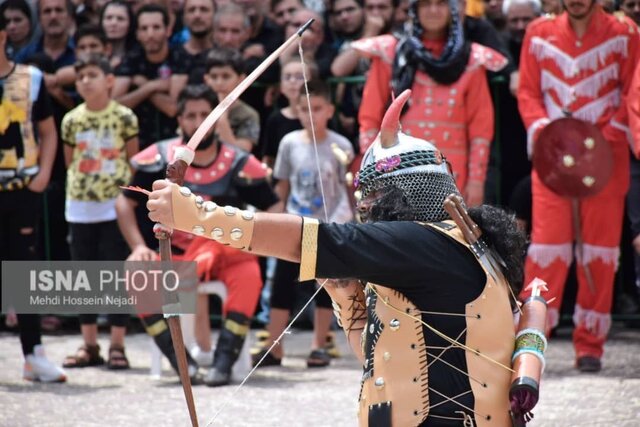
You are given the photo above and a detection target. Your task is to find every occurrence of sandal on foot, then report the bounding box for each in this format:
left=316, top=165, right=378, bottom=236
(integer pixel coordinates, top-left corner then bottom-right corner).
left=306, top=349, right=331, bottom=368
left=324, top=332, right=341, bottom=359
left=251, top=349, right=282, bottom=368
left=63, top=344, right=104, bottom=368
left=107, top=345, right=130, bottom=370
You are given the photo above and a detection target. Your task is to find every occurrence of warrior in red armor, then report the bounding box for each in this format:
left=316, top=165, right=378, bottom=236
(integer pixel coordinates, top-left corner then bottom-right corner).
left=517, top=0, right=639, bottom=371
left=117, top=85, right=281, bottom=386
left=356, top=0, right=507, bottom=206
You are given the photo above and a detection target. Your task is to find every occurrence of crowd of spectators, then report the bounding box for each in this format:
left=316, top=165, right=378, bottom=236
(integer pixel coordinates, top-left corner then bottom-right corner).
left=2, top=0, right=640, bottom=382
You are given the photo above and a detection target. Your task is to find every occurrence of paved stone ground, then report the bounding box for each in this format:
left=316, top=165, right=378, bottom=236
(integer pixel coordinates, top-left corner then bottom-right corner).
left=0, top=324, right=639, bottom=427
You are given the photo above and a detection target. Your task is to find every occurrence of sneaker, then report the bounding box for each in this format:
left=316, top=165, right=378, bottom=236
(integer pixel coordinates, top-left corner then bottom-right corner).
left=23, top=345, right=67, bottom=383
left=204, top=367, right=232, bottom=387
left=190, top=345, right=214, bottom=367
left=576, top=356, right=601, bottom=373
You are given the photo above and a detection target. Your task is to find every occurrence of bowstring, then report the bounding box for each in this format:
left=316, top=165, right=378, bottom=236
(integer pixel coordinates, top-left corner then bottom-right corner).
left=299, top=41, right=330, bottom=224
left=206, top=39, right=331, bottom=426
left=205, top=282, right=329, bottom=426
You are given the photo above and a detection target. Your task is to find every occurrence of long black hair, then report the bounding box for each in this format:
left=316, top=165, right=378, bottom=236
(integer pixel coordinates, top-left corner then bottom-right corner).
left=359, top=185, right=527, bottom=297
left=99, top=0, right=137, bottom=50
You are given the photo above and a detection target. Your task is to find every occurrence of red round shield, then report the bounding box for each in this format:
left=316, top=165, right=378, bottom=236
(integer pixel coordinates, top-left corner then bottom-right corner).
left=533, top=118, right=613, bottom=198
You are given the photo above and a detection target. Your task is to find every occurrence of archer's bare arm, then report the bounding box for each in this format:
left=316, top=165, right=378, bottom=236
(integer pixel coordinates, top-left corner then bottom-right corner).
left=146, top=180, right=368, bottom=364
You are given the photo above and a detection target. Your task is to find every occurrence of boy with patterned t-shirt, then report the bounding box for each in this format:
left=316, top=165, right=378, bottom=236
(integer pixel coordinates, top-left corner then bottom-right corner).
left=254, top=81, right=354, bottom=369
left=60, top=54, right=139, bottom=370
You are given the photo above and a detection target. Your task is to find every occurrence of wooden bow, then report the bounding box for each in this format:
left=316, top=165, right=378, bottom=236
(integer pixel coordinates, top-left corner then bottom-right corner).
left=155, top=19, right=315, bottom=427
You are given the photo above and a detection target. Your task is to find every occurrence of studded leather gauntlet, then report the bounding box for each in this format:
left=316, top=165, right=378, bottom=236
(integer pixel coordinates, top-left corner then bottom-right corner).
left=171, top=184, right=255, bottom=250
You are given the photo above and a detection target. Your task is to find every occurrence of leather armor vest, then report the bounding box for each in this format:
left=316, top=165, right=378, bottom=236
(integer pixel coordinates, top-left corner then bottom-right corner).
left=357, top=222, right=514, bottom=427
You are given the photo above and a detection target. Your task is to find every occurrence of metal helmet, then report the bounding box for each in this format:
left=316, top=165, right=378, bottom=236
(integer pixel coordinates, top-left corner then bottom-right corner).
left=533, top=117, right=613, bottom=199
left=355, top=89, right=461, bottom=222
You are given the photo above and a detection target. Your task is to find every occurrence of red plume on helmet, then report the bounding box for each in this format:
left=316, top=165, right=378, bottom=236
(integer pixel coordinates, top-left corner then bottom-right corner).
left=380, top=89, right=412, bottom=147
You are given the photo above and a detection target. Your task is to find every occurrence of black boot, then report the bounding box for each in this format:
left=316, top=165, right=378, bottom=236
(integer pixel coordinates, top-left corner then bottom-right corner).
left=205, top=312, right=250, bottom=387
left=142, top=315, right=199, bottom=380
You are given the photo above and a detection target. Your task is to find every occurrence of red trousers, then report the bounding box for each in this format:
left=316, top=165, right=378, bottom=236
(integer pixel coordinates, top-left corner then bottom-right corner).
left=174, top=237, right=262, bottom=318
left=522, top=165, right=627, bottom=359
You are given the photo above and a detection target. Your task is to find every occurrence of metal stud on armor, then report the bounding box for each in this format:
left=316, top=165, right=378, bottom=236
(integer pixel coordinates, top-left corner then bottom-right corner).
left=170, top=185, right=256, bottom=249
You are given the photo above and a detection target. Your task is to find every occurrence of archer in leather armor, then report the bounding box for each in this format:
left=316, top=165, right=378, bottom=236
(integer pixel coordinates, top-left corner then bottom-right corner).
left=146, top=86, right=535, bottom=423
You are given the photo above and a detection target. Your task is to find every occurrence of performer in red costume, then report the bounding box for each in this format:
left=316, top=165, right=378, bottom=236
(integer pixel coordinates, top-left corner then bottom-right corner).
left=117, top=85, right=281, bottom=386
left=517, top=0, right=639, bottom=372
left=355, top=0, right=507, bottom=206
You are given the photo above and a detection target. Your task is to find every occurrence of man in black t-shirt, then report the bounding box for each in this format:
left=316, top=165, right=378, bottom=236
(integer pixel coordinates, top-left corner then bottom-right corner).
left=182, top=0, right=215, bottom=84
left=112, top=4, right=188, bottom=150
left=213, top=1, right=284, bottom=143
left=483, top=0, right=539, bottom=206
left=147, top=90, right=538, bottom=425
left=238, top=0, right=284, bottom=63
left=282, top=9, right=337, bottom=79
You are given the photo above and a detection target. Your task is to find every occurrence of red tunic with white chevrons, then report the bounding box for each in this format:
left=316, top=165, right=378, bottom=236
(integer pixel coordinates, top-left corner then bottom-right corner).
left=517, top=7, right=639, bottom=358
left=355, top=35, right=507, bottom=191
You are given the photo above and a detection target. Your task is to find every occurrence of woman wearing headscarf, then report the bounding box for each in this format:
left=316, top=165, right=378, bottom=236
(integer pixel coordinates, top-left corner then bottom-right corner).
left=0, top=0, right=35, bottom=60
left=100, top=0, right=138, bottom=69
left=356, top=0, right=507, bottom=206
